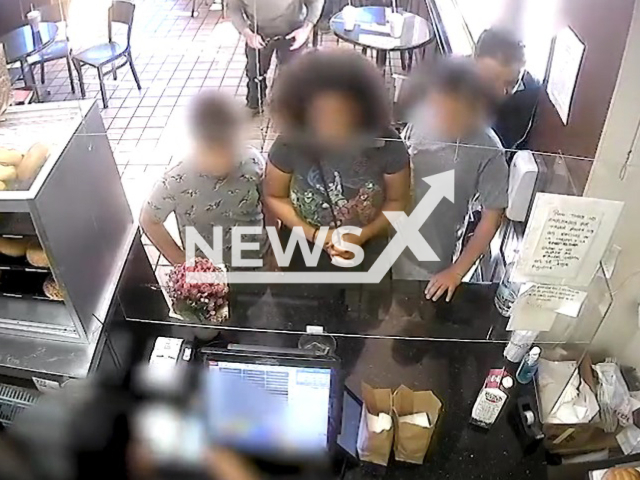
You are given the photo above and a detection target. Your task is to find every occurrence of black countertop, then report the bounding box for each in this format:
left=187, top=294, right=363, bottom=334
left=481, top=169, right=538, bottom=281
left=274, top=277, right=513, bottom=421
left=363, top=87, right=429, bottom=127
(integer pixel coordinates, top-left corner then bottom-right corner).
left=114, top=238, right=546, bottom=480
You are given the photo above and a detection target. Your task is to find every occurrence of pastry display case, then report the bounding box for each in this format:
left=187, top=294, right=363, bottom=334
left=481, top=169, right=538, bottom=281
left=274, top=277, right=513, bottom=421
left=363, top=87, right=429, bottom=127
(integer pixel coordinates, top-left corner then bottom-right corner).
left=0, top=100, right=134, bottom=378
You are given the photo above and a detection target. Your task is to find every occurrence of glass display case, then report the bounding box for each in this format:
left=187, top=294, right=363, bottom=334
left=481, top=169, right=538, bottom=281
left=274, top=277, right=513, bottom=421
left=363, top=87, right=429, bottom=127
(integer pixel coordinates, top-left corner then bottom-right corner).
left=0, top=100, right=135, bottom=378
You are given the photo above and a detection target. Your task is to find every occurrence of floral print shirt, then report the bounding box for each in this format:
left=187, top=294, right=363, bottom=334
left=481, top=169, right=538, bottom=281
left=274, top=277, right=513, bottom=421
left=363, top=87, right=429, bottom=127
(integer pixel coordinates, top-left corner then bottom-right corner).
left=145, top=149, right=268, bottom=265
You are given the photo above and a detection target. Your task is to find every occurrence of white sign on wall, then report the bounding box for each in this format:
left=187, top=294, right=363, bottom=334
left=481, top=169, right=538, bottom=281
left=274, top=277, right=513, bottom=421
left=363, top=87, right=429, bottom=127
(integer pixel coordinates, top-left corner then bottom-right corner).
left=514, top=193, right=624, bottom=286
left=547, top=27, right=585, bottom=125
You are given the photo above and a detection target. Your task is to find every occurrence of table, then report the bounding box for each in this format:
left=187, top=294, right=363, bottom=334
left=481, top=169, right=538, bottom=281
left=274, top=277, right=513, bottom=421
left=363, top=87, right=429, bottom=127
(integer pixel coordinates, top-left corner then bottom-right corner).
left=330, top=6, right=434, bottom=70
left=0, top=22, right=58, bottom=101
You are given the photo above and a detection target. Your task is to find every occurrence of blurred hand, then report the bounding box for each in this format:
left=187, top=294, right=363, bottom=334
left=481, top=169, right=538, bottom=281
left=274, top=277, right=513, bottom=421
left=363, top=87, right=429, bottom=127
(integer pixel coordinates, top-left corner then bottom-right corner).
left=286, top=23, right=313, bottom=50
left=321, top=228, right=335, bottom=251
left=205, top=448, right=260, bottom=480
left=264, top=246, right=280, bottom=272
left=425, top=267, right=463, bottom=302
left=129, top=444, right=259, bottom=480
left=243, top=29, right=265, bottom=49
left=328, top=232, right=363, bottom=260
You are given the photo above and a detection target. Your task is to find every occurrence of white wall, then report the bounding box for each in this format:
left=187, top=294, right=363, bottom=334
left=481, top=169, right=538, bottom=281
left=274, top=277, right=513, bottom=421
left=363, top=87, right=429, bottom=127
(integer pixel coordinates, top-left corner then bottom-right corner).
left=584, top=0, right=640, bottom=365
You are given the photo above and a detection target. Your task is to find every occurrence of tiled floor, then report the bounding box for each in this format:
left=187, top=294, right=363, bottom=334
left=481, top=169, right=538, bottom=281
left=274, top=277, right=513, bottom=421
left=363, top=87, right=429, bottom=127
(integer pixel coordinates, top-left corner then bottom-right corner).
left=34, top=0, right=406, bottom=277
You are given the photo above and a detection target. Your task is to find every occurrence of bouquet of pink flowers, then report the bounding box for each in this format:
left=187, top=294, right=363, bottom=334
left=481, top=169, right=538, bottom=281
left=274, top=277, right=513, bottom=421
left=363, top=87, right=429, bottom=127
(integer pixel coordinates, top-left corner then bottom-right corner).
left=167, top=258, right=229, bottom=324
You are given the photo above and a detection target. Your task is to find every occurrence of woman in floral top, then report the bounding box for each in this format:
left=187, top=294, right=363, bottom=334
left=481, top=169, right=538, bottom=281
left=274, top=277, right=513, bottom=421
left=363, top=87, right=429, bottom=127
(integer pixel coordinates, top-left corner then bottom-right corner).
left=265, top=49, right=410, bottom=271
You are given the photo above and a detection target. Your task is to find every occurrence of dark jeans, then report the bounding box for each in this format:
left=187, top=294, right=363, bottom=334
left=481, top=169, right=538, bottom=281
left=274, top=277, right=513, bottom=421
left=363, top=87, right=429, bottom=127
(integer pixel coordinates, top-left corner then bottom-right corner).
left=245, top=37, right=302, bottom=110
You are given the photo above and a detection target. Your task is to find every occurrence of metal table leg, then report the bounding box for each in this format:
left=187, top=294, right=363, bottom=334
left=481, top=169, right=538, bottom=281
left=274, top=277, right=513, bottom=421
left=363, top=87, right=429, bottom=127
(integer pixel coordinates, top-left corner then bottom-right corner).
left=375, top=49, right=388, bottom=71
left=20, top=59, right=41, bottom=102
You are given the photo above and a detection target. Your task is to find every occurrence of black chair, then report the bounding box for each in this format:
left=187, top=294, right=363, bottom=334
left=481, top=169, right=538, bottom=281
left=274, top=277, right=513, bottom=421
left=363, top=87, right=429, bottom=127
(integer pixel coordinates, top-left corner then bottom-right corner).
left=26, top=2, right=75, bottom=94
left=72, top=0, right=141, bottom=108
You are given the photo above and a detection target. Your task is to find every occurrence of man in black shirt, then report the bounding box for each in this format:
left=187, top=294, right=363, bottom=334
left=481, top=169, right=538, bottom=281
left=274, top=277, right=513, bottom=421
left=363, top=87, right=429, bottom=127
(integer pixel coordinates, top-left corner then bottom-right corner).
left=474, top=28, right=541, bottom=156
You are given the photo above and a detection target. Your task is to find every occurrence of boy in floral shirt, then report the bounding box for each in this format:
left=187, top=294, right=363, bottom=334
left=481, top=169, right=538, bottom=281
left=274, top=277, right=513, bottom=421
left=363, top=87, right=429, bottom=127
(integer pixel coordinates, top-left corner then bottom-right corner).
left=141, top=91, right=268, bottom=268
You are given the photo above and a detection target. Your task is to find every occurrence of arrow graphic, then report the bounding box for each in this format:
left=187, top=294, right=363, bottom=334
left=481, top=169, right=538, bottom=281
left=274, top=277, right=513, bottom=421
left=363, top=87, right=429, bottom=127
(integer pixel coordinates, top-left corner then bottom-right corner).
left=366, top=170, right=455, bottom=282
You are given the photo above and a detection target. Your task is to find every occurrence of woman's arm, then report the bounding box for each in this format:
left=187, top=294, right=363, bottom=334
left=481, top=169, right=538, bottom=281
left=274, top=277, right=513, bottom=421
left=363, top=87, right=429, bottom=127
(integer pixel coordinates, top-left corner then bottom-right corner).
left=360, top=166, right=411, bottom=243
left=331, top=166, right=410, bottom=258
left=264, top=163, right=318, bottom=242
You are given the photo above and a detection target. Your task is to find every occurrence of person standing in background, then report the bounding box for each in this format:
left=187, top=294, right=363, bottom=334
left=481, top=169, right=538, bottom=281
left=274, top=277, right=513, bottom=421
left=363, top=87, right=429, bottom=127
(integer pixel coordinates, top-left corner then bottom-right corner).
left=474, top=27, right=540, bottom=156
left=228, top=0, right=325, bottom=115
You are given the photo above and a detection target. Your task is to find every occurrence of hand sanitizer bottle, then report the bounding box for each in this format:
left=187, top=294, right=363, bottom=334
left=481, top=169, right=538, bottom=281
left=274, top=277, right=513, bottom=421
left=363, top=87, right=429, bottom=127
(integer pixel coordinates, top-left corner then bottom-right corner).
left=516, top=347, right=541, bottom=384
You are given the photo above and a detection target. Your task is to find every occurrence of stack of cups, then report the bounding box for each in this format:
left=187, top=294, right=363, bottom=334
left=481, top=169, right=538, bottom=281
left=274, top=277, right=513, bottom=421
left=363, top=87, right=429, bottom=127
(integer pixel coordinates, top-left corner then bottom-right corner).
left=342, top=5, right=358, bottom=31
left=27, top=10, right=42, bottom=32
left=388, top=12, right=404, bottom=38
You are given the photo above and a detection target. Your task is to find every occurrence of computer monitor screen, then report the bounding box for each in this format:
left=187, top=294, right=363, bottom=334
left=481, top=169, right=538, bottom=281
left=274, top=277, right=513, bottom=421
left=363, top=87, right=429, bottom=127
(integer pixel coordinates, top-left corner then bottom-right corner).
left=205, top=359, right=332, bottom=457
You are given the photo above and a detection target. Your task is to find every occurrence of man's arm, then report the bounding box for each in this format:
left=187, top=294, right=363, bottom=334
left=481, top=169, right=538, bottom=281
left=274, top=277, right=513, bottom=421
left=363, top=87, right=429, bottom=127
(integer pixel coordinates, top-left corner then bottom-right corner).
left=451, top=208, right=503, bottom=277
left=141, top=171, right=186, bottom=266
left=227, top=0, right=249, bottom=34
left=425, top=209, right=503, bottom=302
left=140, top=210, right=185, bottom=266
left=303, top=0, right=325, bottom=25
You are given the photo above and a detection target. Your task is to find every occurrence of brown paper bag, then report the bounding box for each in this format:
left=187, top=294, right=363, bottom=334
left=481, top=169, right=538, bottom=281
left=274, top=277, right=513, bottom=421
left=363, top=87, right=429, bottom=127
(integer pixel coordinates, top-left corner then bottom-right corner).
left=356, top=382, right=394, bottom=466
left=392, top=385, right=442, bottom=464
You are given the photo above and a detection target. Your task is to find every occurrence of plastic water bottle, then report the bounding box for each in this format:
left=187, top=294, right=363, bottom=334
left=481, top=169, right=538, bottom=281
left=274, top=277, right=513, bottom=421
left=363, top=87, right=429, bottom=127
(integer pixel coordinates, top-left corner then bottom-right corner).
left=516, top=347, right=541, bottom=384
left=495, top=258, right=521, bottom=317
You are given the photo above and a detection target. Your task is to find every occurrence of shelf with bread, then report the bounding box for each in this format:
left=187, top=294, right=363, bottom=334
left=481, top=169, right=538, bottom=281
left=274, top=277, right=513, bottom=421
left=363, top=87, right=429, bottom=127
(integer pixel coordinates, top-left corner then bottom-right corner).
left=0, top=100, right=136, bottom=361
left=0, top=237, right=50, bottom=272
left=0, top=236, right=61, bottom=303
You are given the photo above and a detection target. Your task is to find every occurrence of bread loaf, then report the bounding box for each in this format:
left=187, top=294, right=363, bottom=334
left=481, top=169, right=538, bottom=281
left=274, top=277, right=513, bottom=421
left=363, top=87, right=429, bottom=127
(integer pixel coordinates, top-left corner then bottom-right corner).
left=0, top=181, right=6, bottom=191
left=603, top=469, right=640, bottom=480
left=0, top=147, right=23, bottom=166
left=26, top=241, right=49, bottom=267
left=0, top=237, right=29, bottom=257
left=17, top=143, right=49, bottom=181
left=43, top=276, right=64, bottom=301
left=0, top=165, right=16, bottom=182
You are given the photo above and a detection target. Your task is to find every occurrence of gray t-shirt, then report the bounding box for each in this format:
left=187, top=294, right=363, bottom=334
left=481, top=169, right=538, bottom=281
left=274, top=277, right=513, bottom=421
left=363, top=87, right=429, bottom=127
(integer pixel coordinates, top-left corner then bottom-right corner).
left=393, top=128, right=509, bottom=280
left=146, top=150, right=268, bottom=267
left=228, top=0, right=324, bottom=37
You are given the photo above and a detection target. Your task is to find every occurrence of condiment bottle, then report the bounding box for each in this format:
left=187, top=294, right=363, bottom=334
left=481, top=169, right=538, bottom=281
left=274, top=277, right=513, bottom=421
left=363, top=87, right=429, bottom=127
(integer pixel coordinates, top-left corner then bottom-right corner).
left=516, top=347, right=541, bottom=384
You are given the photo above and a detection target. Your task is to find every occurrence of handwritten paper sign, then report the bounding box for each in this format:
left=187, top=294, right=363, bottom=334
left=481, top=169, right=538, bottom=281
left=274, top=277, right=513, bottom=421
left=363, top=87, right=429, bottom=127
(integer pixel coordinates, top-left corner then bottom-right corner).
left=514, top=194, right=624, bottom=286
left=520, top=284, right=588, bottom=317
left=530, top=209, right=600, bottom=277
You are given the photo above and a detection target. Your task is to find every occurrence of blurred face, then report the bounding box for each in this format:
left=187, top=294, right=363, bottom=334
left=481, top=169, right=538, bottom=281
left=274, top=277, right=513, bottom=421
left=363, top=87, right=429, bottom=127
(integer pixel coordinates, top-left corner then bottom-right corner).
left=424, top=91, right=487, bottom=141
left=476, top=56, right=523, bottom=98
left=306, top=91, right=362, bottom=146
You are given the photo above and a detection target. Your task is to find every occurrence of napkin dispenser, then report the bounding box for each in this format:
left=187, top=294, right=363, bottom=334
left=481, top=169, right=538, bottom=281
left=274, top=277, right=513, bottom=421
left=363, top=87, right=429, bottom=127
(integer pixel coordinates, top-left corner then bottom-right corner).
left=506, top=150, right=541, bottom=222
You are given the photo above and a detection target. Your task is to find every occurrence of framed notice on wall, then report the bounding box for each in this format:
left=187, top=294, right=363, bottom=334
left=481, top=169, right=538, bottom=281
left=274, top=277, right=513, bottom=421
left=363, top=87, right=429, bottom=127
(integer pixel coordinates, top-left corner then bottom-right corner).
left=546, top=27, right=585, bottom=125
left=513, top=193, right=623, bottom=286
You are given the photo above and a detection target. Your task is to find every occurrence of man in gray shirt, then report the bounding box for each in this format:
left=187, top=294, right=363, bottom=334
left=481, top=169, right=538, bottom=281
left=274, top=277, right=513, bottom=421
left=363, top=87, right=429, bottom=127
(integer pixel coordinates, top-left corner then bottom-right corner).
left=228, top=0, right=325, bottom=113
left=393, top=58, right=508, bottom=302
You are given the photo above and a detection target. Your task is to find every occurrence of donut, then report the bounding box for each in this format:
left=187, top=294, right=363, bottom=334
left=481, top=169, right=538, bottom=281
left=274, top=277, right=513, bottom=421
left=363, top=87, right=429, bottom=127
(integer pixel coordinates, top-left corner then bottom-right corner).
left=43, top=276, right=64, bottom=301
left=26, top=241, right=49, bottom=268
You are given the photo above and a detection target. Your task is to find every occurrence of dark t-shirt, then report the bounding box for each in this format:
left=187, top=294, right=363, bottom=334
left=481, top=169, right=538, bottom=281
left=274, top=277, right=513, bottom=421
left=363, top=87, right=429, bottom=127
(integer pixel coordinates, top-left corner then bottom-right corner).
left=493, top=71, right=541, bottom=154
left=269, top=130, right=410, bottom=228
